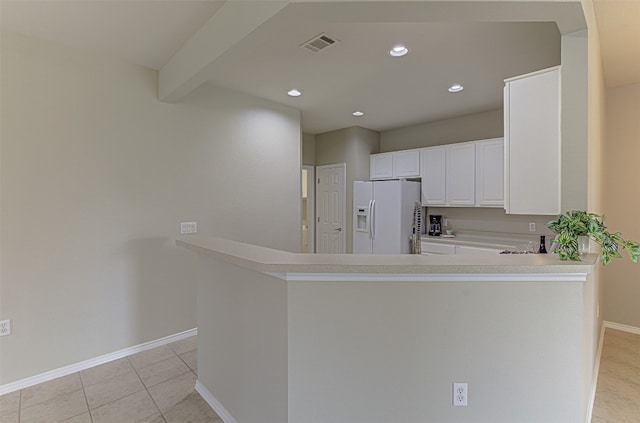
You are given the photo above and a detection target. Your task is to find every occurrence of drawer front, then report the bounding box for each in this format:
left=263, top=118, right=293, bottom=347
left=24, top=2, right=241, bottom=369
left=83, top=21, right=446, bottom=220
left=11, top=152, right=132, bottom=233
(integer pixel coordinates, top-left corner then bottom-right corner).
left=421, top=242, right=456, bottom=255
left=456, top=245, right=503, bottom=255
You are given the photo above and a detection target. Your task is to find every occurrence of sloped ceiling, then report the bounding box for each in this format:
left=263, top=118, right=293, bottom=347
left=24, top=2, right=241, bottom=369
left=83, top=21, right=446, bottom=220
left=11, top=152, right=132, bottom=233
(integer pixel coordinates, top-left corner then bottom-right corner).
left=592, top=0, right=640, bottom=88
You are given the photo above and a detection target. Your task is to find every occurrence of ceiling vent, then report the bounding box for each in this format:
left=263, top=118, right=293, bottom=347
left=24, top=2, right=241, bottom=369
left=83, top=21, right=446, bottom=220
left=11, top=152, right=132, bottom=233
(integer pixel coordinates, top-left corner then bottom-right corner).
left=301, top=33, right=338, bottom=53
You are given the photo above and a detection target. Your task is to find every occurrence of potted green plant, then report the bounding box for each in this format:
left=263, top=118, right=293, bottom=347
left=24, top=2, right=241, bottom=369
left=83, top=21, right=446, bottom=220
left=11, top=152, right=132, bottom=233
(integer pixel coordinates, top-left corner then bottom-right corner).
left=547, top=210, right=640, bottom=265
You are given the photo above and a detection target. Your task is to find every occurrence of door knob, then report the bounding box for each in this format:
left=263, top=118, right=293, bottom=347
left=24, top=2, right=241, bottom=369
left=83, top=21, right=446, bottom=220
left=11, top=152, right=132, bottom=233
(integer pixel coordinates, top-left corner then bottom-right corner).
left=334, top=227, right=342, bottom=232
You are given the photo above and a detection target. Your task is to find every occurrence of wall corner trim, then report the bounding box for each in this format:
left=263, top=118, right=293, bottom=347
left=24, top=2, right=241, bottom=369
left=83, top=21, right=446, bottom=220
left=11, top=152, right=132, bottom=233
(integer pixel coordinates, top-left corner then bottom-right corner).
left=195, top=380, right=239, bottom=423
left=586, top=321, right=606, bottom=423
left=0, top=328, right=197, bottom=396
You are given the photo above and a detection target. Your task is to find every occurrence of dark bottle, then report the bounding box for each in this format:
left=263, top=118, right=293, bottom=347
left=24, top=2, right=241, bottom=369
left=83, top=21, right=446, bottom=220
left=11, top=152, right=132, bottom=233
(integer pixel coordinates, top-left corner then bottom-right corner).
left=538, top=235, right=547, bottom=254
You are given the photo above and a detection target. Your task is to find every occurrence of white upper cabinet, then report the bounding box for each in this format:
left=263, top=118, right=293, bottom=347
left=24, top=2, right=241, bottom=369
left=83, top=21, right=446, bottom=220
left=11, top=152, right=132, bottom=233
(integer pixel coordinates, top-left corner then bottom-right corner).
left=420, top=146, right=447, bottom=206
left=447, top=143, right=476, bottom=206
left=370, top=153, right=394, bottom=180
left=504, top=66, right=561, bottom=215
left=393, top=150, right=421, bottom=178
left=420, top=139, right=504, bottom=208
left=370, top=150, right=420, bottom=180
left=475, top=138, right=504, bottom=207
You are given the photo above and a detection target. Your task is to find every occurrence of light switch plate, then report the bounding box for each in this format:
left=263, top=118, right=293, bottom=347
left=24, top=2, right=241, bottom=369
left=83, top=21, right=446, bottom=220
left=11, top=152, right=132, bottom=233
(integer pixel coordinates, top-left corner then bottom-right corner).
left=180, top=222, right=197, bottom=234
left=0, top=320, right=11, bottom=336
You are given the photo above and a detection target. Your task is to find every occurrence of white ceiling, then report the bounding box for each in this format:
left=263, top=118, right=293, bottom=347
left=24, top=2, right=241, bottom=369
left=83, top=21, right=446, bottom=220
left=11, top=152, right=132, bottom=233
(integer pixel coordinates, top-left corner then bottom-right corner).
left=1, top=1, right=636, bottom=134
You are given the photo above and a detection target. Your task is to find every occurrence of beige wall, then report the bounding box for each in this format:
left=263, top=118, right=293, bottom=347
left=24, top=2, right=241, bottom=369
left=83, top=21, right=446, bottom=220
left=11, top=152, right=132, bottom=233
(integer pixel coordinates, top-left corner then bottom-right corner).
left=561, top=30, right=589, bottom=212
left=602, top=83, right=640, bottom=327
left=315, top=127, right=380, bottom=253
left=302, top=132, right=316, bottom=166
left=0, top=31, right=301, bottom=385
left=197, top=255, right=288, bottom=423
left=380, top=109, right=504, bottom=152
left=289, top=275, right=593, bottom=422
left=581, top=0, right=606, bottom=352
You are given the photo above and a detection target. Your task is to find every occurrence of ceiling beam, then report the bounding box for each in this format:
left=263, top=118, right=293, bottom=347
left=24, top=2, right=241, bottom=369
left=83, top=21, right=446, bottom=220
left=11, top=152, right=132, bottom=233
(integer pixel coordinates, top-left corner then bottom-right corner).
left=159, top=0, right=289, bottom=102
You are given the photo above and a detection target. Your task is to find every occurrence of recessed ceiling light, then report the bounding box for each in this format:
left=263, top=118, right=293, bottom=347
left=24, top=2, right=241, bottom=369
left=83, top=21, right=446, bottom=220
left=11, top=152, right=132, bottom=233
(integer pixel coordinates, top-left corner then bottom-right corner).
left=352, top=111, right=364, bottom=117
left=448, top=84, right=464, bottom=93
left=389, top=45, right=409, bottom=57
left=287, top=89, right=302, bottom=97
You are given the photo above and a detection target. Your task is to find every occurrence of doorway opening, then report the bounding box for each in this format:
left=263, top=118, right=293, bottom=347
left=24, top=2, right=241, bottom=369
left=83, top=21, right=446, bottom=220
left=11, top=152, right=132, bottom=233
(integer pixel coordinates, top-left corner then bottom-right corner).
left=301, top=165, right=315, bottom=253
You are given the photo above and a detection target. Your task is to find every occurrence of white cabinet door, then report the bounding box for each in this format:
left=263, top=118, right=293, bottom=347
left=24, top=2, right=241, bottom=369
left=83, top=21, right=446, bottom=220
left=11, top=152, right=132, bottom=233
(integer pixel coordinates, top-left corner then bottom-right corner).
left=476, top=138, right=504, bottom=207
left=447, top=143, right=475, bottom=206
left=393, top=150, right=420, bottom=178
left=505, top=66, right=561, bottom=215
left=370, top=153, right=393, bottom=180
left=421, top=241, right=456, bottom=255
left=420, top=147, right=447, bottom=206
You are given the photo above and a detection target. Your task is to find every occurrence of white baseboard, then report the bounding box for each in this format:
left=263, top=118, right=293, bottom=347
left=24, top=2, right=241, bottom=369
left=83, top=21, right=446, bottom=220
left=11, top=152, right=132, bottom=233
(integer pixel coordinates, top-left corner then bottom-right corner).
left=603, top=320, right=640, bottom=335
left=195, top=380, right=237, bottom=423
left=0, top=328, right=197, bottom=396
left=586, top=322, right=606, bottom=423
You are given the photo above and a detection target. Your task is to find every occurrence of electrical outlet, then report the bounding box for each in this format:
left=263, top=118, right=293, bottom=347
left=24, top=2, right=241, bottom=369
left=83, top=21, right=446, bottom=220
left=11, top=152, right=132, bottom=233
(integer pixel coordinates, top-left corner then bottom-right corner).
left=453, top=382, right=468, bottom=406
left=0, top=320, right=11, bottom=336
left=529, top=222, right=536, bottom=232
left=180, top=222, right=197, bottom=235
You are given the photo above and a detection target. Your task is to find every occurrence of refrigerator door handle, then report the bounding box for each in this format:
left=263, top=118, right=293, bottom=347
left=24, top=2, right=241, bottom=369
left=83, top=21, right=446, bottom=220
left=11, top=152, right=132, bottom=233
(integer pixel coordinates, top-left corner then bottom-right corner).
left=370, top=200, right=376, bottom=240
left=367, top=200, right=373, bottom=240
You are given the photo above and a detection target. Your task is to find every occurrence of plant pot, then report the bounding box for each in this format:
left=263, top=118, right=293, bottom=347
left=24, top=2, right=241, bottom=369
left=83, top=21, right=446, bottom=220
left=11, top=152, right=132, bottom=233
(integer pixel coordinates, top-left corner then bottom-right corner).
left=578, top=235, right=590, bottom=254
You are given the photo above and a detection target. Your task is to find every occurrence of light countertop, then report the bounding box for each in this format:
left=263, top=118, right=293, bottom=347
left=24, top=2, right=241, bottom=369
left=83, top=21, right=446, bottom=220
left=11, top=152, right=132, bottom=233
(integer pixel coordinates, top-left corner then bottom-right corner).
left=177, top=235, right=596, bottom=275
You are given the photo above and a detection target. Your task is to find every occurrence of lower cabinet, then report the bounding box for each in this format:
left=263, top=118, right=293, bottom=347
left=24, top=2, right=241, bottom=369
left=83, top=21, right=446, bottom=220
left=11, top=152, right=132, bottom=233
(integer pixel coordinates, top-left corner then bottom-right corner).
left=456, top=245, right=504, bottom=255
left=421, top=242, right=456, bottom=255
left=421, top=241, right=503, bottom=255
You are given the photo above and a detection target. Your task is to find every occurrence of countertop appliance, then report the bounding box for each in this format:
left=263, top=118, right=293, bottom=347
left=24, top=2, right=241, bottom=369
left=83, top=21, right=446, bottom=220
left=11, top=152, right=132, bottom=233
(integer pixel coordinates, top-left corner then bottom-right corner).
left=353, top=180, right=421, bottom=254
left=428, top=214, right=442, bottom=236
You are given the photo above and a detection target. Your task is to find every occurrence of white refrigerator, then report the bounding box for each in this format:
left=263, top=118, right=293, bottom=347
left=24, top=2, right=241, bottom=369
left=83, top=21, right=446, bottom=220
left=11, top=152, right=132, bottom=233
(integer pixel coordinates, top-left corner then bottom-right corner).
left=353, top=180, right=421, bottom=254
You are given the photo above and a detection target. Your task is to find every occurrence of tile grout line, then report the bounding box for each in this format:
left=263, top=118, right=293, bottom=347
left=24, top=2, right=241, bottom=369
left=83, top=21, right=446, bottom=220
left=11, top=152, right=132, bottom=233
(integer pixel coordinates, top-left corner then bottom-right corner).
left=127, top=355, right=168, bottom=423
left=82, top=353, right=165, bottom=421
left=77, top=371, right=95, bottom=423
left=134, top=344, right=198, bottom=423
left=76, top=344, right=187, bottom=421
left=18, top=375, right=84, bottom=420
left=18, top=387, right=22, bottom=423
left=175, top=349, right=197, bottom=374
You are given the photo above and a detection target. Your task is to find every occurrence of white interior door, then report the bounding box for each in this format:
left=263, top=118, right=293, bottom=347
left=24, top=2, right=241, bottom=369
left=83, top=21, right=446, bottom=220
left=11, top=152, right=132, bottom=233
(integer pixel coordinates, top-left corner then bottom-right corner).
left=316, top=163, right=346, bottom=254
left=301, top=166, right=315, bottom=253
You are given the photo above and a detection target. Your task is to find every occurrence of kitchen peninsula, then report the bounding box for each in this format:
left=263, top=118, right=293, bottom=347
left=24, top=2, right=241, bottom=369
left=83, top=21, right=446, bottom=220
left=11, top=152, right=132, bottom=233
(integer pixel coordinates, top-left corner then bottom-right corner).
left=177, top=236, right=600, bottom=423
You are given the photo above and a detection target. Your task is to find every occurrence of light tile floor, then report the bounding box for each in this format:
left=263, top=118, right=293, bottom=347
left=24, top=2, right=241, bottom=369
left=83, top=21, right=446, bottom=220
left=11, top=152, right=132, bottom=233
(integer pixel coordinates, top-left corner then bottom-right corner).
left=0, top=336, right=222, bottom=423
left=4, top=329, right=639, bottom=422
left=591, top=328, right=640, bottom=423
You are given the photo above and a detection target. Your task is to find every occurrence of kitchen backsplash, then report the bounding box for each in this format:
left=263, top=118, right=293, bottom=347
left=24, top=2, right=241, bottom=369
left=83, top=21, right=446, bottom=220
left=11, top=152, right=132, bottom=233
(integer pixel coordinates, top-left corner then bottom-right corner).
left=424, top=207, right=555, bottom=237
